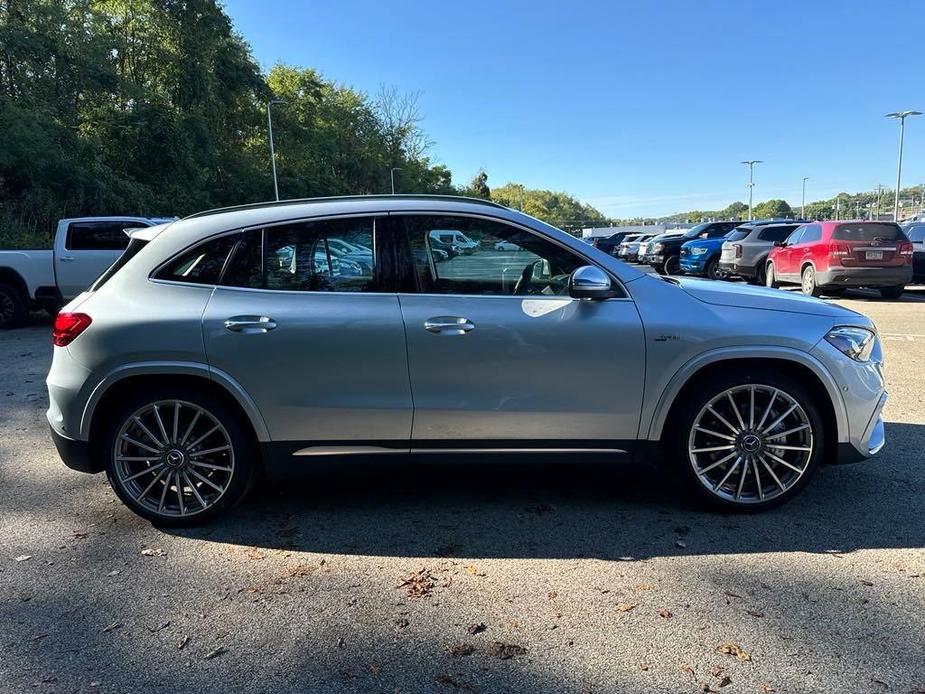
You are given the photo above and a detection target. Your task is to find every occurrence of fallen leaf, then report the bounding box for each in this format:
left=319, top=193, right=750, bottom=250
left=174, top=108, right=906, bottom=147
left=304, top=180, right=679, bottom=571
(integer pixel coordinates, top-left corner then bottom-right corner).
left=106, top=570, right=121, bottom=577
left=547, top=591, right=558, bottom=599
left=463, top=565, right=486, bottom=577
left=758, top=684, right=775, bottom=693
left=148, top=621, right=170, bottom=633
left=369, top=663, right=381, bottom=676
left=395, top=618, right=410, bottom=629
left=717, top=642, right=751, bottom=662
left=447, top=643, right=476, bottom=657
left=204, top=646, right=227, bottom=660
left=746, top=610, right=764, bottom=618
left=861, top=580, right=874, bottom=587
left=244, top=548, right=265, bottom=561
left=639, top=663, right=651, bottom=671
left=675, top=540, right=687, bottom=548
left=466, top=622, right=487, bottom=635
left=140, top=548, right=165, bottom=557
left=72, top=532, right=89, bottom=540
left=14, top=555, right=32, bottom=562
left=616, top=602, right=637, bottom=613
left=488, top=642, right=527, bottom=659
left=681, top=665, right=696, bottom=678
left=177, top=635, right=189, bottom=650
left=635, top=583, right=654, bottom=591
left=398, top=568, right=436, bottom=598
left=102, top=621, right=122, bottom=633
left=723, top=591, right=743, bottom=599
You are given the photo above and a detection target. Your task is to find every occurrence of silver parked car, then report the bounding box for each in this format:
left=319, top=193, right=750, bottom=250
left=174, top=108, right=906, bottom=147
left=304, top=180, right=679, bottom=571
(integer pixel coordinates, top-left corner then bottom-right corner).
left=47, top=195, right=887, bottom=525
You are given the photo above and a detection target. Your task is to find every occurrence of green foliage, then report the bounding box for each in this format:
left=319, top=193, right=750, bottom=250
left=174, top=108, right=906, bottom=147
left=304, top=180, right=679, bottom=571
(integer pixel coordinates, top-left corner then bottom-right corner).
left=491, top=183, right=611, bottom=233
left=722, top=201, right=748, bottom=219
left=464, top=169, right=491, bottom=200
left=0, top=0, right=454, bottom=247
left=752, top=199, right=793, bottom=219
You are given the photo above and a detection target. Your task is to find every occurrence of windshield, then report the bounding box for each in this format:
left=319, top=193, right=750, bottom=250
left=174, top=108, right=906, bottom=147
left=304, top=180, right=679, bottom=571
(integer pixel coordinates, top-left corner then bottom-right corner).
left=683, top=223, right=713, bottom=239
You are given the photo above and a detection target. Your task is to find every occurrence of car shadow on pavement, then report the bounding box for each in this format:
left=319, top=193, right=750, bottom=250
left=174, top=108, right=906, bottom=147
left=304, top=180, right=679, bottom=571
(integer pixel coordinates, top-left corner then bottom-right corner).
left=170, top=422, right=925, bottom=561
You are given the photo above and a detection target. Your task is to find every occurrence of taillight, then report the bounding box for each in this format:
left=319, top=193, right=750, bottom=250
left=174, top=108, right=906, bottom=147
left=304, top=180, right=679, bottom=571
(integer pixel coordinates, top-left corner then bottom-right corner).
left=899, top=242, right=914, bottom=264
left=828, top=242, right=850, bottom=265
left=53, top=312, right=92, bottom=347
left=733, top=244, right=742, bottom=258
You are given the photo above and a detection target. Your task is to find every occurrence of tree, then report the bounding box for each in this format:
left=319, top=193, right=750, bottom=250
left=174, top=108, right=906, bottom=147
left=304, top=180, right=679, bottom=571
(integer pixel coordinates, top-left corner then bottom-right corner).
left=466, top=169, right=491, bottom=200
left=491, top=183, right=611, bottom=232
left=722, top=201, right=748, bottom=219
left=752, top=199, right=793, bottom=219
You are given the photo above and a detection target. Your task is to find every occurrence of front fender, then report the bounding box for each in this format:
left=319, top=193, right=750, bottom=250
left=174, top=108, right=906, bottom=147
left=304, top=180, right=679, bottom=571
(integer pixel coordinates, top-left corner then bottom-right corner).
left=644, top=345, right=849, bottom=443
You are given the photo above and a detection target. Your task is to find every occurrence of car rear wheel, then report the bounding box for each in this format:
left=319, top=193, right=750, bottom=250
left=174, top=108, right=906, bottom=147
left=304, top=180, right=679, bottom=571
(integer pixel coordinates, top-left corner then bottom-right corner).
left=0, top=283, right=27, bottom=329
left=879, top=285, right=904, bottom=300
left=764, top=262, right=779, bottom=289
left=103, top=386, right=257, bottom=526
left=668, top=370, right=824, bottom=511
left=800, top=265, right=822, bottom=297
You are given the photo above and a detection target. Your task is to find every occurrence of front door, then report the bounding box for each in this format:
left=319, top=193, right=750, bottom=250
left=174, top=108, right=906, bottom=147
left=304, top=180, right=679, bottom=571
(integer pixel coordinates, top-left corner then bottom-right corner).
left=394, top=214, right=646, bottom=449
left=201, top=216, right=413, bottom=445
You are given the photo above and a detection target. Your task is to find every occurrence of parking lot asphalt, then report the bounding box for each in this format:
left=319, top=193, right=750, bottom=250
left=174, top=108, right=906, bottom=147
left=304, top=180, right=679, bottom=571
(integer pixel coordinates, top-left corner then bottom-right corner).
left=1, top=287, right=924, bottom=694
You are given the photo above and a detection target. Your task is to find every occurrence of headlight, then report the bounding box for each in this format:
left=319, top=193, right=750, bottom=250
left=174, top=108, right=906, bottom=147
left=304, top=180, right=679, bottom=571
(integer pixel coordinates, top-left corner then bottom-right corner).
left=825, top=326, right=876, bottom=362
left=654, top=243, right=664, bottom=252
left=691, top=247, right=708, bottom=256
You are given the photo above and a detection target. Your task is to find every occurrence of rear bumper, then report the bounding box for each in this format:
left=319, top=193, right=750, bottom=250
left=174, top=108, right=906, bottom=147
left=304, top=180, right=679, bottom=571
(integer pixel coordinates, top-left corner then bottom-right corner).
left=50, top=427, right=102, bottom=473
left=719, top=260, right=757, bottom=278
left=816, top=266, right=912, bottom=287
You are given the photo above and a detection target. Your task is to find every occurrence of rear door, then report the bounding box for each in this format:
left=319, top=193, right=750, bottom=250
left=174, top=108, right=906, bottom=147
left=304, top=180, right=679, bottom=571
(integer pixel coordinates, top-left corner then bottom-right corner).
left=201, top=215, right=413, bottom=447
left=776, top=226, right=805, bottom=278
left=394, top=213, right=646, bottom=449
left=830, top=222, right=907, bottom=269
left=55, top=219, right=145, bottom=299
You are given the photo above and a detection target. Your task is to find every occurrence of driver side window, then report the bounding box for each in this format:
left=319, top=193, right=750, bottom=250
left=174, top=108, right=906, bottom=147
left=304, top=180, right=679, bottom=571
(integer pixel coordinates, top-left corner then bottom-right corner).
left=400, top=215, right=586, bottom=296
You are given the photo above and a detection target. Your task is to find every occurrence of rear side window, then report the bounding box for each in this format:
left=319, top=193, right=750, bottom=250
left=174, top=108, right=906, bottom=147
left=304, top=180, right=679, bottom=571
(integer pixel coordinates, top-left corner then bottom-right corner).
left=905, top=225, right=925, bottom=242
left=221, top=217, right=380, bottom=292
left=66, top=221, right=137, bottom=251
left=833, top=223, right=904, bottom=242
left=758, top=225, right=798, bottom=242
left=726, top=229, right=751, bottom=242
left=155, top=235, right=237, bottom=285
left=800, top=224, right=822, bottom=243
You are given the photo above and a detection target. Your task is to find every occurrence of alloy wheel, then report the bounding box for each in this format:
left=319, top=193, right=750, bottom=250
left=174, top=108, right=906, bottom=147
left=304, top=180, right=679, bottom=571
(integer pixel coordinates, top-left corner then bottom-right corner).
left=0, top=292, right=14, bottom=325
left=688, top=385, right=813, bottom=504
left=801, top=266, right=817, bottom=295
left=112, top=400, right=235, bottom=518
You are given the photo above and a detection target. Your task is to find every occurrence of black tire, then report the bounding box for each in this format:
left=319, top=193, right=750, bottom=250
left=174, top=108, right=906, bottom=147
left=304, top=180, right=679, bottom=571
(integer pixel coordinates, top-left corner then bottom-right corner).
left=824, top=288, right=847, bottom=297
left=755, top=261, right=767, bottom=286
left=102, top=384, right=258, bottom=526
left=665, top=368, right=825, bottom=512
left=704, top=257, right=723, bottom=280
left=879, top=285, right=905, bottom=300
left=664, top=254, right=681, bottom=276
left=0, top=282, right=28, bottom=329
left=800, top=265, right=822, bottom=297
left=764, top=262, right=779, bottom=289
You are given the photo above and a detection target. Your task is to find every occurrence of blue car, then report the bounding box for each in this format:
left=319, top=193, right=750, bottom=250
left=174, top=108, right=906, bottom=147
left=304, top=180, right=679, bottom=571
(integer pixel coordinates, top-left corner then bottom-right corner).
left=680, top=231, right=737, bottom=279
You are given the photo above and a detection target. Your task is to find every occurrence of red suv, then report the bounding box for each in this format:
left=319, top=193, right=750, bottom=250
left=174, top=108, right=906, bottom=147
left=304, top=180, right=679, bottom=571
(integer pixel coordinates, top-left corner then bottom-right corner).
left=765, top=221, right=913, bottom=299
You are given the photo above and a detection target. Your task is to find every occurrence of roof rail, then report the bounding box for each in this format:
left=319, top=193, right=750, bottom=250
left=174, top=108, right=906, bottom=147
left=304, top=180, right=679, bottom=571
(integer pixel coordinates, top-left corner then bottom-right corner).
left=183, top=194, right=509, bottom=220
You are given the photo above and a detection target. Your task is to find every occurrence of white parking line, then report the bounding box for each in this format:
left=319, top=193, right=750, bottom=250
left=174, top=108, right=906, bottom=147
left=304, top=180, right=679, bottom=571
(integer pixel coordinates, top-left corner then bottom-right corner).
left=880, top=333, right=925, bottom=341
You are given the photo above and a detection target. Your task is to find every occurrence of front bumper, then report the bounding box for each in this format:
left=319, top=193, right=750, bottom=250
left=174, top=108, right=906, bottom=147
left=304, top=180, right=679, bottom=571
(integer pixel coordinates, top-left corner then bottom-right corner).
left=679, top=256, right=707, bottom=274
left=815, top=265, right=912, bottom=288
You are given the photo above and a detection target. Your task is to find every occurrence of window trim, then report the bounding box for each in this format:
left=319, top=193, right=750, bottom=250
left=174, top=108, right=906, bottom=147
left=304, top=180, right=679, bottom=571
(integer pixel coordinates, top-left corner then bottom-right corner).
left=149, top=212, right=388, bottom=292
left=390, top=211, right=630, bottom=301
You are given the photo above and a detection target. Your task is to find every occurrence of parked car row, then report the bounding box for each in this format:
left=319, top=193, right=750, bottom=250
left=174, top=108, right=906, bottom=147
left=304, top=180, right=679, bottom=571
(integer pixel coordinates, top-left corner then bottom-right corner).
left=608, top=218, right=918, bottom=300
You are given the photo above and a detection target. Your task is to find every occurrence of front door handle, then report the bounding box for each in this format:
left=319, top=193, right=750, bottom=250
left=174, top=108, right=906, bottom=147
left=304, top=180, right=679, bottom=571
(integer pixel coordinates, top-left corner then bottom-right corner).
left=424, top=316, right=475, bottom=335
left=224, top=316, right=277, bottom=334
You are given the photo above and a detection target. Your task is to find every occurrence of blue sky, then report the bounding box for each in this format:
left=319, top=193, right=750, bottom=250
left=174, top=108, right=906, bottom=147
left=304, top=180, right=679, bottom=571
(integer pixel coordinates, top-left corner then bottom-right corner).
left=222, top=0, right=925, bottom=219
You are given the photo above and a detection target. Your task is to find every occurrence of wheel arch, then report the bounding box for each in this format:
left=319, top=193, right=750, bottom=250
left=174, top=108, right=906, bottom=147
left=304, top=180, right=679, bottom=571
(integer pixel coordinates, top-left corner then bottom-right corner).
left=0, top=267, right=29, bottom=299
left=647, top=349, right=846, bottom=462
left=82, top=363, right=270, bottom=444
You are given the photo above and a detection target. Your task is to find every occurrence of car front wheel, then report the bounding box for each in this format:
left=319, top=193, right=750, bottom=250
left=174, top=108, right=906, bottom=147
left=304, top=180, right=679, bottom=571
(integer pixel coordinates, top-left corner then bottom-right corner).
left=103, top=387, right=257, bottom=526
left=764, top=262, right=779, bottom=288
left=668, top=370, right=824, bottom=511
left=664, top=254, right=681, bottom=275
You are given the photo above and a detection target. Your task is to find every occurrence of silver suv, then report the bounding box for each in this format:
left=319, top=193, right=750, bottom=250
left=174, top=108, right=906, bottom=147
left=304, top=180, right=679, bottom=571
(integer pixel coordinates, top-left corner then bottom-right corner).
left=47, top=196, right=887, bottom=525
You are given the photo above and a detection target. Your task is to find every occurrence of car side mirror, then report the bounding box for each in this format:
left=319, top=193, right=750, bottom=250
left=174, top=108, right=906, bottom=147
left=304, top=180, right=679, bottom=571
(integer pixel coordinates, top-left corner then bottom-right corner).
left=568, top=266, right=615, bottom=299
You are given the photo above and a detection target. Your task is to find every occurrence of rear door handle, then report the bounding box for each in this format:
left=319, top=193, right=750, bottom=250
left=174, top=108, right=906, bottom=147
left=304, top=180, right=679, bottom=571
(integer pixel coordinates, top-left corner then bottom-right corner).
left=224, top=316, right=277, bottom=334
left=59, top=256, right=76, bottom=262
left=424, top=316, right=475, bottom=335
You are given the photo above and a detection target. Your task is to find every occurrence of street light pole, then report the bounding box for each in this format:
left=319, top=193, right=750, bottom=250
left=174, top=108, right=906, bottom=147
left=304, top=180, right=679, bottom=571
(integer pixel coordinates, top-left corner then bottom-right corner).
left=875, top=183, right=884, bottom=220
left=801, top=176, right=809, bottom=219
left=886, top=110, right=922, bottom=222
left=266, top=99, right=286, bottom=201
left=390, top=167, right=401, bottom=194
left=741, top=160, right=762, bottom=221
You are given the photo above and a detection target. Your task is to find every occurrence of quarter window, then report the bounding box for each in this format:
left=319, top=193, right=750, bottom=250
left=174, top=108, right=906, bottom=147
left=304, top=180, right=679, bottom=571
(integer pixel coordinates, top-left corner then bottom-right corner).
left=221, top=217, right=380, bottom=292
left=399, top=215, right=591, bottom=297
left=154, top=235, right=237, bottom=285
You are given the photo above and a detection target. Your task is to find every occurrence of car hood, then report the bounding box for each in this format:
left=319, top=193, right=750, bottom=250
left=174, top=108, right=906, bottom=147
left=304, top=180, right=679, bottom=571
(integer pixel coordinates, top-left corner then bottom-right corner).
left=674, top=277, right=864, bottom=318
